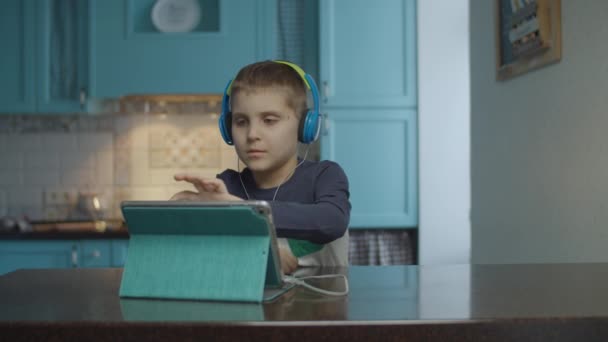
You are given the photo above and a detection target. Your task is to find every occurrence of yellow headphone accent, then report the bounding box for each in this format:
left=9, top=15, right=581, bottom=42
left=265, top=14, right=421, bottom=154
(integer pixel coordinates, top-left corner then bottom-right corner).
left=273, top=60, right=312, bottom=90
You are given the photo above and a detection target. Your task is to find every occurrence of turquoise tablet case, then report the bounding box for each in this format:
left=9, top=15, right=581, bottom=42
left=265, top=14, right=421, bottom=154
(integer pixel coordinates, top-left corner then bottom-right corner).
left=119, top=201, right=286, bottom=303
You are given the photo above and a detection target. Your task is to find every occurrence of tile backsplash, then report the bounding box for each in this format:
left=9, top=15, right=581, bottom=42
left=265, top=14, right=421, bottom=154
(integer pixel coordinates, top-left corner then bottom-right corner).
left=0, top=99, right=241, bottom=221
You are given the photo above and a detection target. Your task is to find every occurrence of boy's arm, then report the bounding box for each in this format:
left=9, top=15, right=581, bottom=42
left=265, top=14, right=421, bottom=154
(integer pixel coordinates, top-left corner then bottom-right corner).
left=271, top=162, right=351, bottom=244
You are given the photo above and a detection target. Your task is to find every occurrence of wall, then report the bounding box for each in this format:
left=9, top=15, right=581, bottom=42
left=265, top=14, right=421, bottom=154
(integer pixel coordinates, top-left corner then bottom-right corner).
left=470, top=0, right=608, bottom=263
left=418, top=0, right=471, bottom=264
left=0, top=100, right=237, bottom=220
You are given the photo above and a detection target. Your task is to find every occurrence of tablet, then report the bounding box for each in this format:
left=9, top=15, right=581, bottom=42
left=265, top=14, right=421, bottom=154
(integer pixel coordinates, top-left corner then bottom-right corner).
left=119, top=200, right=294, bottom=303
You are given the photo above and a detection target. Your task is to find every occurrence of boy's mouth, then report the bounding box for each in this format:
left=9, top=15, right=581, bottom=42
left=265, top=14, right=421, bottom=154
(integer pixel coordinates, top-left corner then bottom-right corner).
left=247, top=149, right=266, bottom=157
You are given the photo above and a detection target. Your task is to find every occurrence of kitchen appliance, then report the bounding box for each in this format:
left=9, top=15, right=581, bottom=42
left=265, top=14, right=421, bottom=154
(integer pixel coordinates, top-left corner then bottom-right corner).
left=70, top=192, right=106, bottom=221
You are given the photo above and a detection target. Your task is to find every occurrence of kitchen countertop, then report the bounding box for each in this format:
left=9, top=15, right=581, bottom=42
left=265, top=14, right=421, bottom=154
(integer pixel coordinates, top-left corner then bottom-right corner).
left=2, top=264, right=608, bottom=341
left=0, top=230, right=129, bottom=240
left=0, top=220, right=129, bottom=239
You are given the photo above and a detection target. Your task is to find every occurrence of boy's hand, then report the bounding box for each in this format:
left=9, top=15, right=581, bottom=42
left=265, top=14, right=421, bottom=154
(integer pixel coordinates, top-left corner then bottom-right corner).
left=279, top=246, right=298, bottom=274
left=170, top=174, right=243, bottom=202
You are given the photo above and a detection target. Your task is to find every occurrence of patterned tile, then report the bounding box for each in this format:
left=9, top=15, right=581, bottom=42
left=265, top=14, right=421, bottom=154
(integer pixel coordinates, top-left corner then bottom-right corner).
left=1, top=96, right=227, bottom=218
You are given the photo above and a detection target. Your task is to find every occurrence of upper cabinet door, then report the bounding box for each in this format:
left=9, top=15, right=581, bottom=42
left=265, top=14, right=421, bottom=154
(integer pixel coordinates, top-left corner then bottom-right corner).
left=319, top=0, right=417, bottom=108
left=37, top=0, right=90, bottom=112
left=90, top=0, right=277, bottom=98
left=0, top=0, right=37, bottom=113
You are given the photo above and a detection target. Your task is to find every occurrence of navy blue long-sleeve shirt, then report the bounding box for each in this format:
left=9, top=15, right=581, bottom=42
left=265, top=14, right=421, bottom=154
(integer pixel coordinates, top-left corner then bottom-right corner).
left=217, top=160, right=351, bottom=244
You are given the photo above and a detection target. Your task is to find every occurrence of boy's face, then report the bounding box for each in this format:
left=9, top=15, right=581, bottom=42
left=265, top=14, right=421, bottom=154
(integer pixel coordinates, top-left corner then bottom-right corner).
left=230, top=87, right=300, bottom=178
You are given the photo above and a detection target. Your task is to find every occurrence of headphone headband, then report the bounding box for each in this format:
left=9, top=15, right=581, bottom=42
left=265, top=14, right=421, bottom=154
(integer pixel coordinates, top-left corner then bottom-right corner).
left=273, top=60, right=311, bottom=90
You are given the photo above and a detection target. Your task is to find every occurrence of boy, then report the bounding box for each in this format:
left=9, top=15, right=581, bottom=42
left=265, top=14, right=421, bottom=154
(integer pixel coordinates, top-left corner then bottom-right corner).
left=170, top=60, right=351, bottom=274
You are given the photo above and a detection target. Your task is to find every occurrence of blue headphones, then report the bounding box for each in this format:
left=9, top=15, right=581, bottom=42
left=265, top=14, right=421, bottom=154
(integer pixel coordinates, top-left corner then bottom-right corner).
left=219, top=61, right=321, bottom=145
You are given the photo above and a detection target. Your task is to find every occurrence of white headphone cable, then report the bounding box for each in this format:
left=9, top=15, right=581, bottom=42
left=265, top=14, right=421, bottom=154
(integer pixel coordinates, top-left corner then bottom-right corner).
left=282, top=274, right=349, bottom=297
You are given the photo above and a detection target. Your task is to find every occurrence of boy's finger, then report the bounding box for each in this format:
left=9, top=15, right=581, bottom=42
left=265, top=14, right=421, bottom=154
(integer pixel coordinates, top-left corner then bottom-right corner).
left=201, top=179, right=228, bottom=193
left=174, top=174, right=226, bottom=194
left=170, top=190, right=199, bottom=201
left=173, top=173, right=190, bottom=181
left=178, top=175, right=210, bottom=193
left=202, top=183, right=216, bottom=192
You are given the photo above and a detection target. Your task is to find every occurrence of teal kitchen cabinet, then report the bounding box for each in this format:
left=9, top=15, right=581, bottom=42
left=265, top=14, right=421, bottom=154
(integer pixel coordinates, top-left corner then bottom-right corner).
left=0, top=239, right=129, bottom=275
left=321, top=109, right=418, bottom=228
left=78, top=239, right=129, bottom=268
left=36, top=0, right=90, bottom=112
left=0, top=0, right=37, bottom=112
left=0, top=241, right=77, bottom=275
left=90, top=0, right=277, bottom=98
left=319, top=0, right=418, bottom=228
left=110, top=239, right=130, bottom=267
left=0, top=0, right=89, bottom=113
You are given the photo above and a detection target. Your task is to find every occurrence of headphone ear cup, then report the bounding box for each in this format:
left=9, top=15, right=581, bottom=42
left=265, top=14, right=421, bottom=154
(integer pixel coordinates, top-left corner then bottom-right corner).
left=300, top=110, right=320, bottom=144
left=297, top=112, right=306, bottom=143
left=219, top=112, right=233, bottom=145
left=219, top=79, right=234, bottom=145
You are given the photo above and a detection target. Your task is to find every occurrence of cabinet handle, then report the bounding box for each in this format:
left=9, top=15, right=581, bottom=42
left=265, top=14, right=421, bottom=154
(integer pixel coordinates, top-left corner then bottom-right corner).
left=322, top=114, right=330, bottom=136
left=322, top=81, right=330, bottom=104
left=71, top=245, right=78, bottom=268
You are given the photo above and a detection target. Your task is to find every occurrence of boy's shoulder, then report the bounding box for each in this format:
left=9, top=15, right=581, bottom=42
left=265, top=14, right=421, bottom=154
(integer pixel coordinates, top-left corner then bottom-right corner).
left=298, top=158, right=339, bottom=170
left=300, top=159, right=348, bottom=180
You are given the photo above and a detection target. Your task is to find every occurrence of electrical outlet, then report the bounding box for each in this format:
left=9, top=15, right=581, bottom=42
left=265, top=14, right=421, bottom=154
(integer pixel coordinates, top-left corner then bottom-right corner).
left=44, top=189, right=77, bottom=206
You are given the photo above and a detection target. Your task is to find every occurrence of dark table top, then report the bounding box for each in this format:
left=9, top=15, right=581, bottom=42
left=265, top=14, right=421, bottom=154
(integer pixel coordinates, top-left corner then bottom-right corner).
left=3, top=264, right=608, bottom=341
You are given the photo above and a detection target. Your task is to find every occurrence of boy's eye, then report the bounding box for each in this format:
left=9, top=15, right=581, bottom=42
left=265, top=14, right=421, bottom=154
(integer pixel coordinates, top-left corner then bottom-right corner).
left=234, top=118, right=248, bottom=126
left=263, top=117, right=278, bottom=124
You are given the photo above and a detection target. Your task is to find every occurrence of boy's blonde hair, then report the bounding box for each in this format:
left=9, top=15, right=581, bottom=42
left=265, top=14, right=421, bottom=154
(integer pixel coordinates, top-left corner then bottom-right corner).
left=229, top=60, right=308, bottom=117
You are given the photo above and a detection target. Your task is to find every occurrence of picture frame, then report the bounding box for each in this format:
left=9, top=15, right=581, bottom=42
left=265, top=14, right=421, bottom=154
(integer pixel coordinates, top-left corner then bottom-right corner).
left=495, top=0, right=562, bottom=81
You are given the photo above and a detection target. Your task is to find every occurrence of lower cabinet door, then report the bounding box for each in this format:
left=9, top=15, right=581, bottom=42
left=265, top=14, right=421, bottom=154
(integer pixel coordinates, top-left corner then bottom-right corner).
left=0, top=241, right=78, bottom=275
left=79, top=240, right=112, bottom=268
left=320, top=108, right=418, bottom=228
left=110, top=239, right=129, bottom=267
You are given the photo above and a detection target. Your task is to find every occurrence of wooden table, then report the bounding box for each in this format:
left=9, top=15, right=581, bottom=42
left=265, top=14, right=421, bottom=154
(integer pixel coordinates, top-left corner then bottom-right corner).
left=2, top=264, right=608, bottom=341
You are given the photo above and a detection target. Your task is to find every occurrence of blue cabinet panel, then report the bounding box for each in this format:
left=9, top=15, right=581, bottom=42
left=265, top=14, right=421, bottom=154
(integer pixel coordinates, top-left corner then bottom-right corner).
left=79, top=240, right=112, bottom=267
left=1, top=0, right=277, bottom=112
left=0, top=239, right=129, bottom=275
left=0, top=0, right=88, bottom=114
left=319, top=0, right=417, bottom=107
left=0, top=0, right=37, bottom=112
left=111, top=239, right=129, bottom=267
left=36, top=0, right=89, bottom=112
left=90, top=0, right=277, bottom=98
left=319, top=0, right=418, bottom=228
left=321, top=109, right=418, bottom=228
left=0, top=241, right=76, bottom=275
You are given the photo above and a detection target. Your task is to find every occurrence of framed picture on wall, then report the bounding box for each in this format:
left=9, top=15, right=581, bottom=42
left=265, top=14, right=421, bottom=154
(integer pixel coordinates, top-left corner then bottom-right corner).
left=495, top=0, right=562, bottom=81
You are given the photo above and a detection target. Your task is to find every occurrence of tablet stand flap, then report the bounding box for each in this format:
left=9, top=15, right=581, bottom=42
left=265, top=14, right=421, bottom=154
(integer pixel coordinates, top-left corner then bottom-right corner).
left=119, top=233, right=270, bottom=303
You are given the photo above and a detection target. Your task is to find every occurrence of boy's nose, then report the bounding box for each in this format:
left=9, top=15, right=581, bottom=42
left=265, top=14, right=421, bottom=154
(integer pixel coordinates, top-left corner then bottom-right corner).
left=246, top=123, right=261, bottom=140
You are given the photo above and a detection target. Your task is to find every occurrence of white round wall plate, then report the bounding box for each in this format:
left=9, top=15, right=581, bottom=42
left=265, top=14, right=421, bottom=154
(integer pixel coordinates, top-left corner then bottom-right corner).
left=151, top=0, right=202, bottom=33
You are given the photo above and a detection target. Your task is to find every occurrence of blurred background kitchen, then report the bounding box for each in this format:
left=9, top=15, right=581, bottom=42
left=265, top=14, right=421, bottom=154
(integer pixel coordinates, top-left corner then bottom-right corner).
left=2, top=0, right=442, bottom=272
left=7, top=0, right=608, bottom=313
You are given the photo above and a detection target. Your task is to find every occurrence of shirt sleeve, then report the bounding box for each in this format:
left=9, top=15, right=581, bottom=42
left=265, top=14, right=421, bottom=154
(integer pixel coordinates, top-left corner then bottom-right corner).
left=270, top=161, right=351, bottom=244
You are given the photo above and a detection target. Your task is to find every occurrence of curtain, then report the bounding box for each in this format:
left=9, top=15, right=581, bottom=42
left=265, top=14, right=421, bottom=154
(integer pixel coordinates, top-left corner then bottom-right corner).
left=349, top=230, right=415, bottom=265
left=277, top=0, right=305, bottom=66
